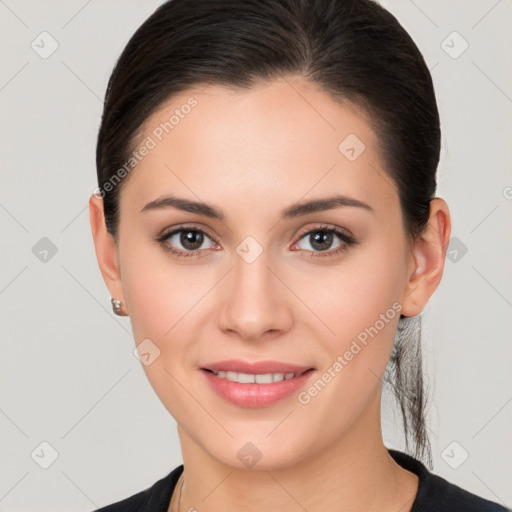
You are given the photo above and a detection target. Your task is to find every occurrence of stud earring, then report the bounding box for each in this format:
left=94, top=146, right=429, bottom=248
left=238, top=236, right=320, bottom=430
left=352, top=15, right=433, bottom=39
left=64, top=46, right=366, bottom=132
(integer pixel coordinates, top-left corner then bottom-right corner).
left=111, top=298, right=127, bottom=316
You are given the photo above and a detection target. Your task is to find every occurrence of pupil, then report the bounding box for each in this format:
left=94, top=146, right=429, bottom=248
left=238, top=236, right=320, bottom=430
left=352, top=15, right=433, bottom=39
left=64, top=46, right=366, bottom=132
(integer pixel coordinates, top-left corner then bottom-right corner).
left=311, top=231, right=332, bottom=251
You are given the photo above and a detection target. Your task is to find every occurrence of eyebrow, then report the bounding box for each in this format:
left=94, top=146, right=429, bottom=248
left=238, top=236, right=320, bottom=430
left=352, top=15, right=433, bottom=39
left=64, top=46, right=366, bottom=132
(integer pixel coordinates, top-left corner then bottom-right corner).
left=140, top=194, right=374, bottom=219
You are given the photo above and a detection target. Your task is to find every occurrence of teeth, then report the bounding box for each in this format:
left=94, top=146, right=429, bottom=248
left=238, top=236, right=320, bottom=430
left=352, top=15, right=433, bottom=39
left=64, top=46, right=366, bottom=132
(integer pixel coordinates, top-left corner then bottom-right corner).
left=211, top=370, right=301, bottom=383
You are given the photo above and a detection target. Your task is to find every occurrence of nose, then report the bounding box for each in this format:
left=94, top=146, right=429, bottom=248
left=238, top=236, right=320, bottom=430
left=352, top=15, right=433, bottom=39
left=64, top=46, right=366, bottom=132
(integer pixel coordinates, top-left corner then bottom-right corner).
left=217, top=248, right=294, bottom=342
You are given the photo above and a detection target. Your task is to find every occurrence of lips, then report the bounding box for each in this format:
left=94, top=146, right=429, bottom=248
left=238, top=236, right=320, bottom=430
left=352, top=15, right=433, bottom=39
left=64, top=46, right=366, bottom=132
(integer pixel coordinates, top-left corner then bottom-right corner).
left=201, top=366, right=316, bottom=407
left=201, top=359, right=314, bottom=375
left=199, top=359, right=316, bottom=407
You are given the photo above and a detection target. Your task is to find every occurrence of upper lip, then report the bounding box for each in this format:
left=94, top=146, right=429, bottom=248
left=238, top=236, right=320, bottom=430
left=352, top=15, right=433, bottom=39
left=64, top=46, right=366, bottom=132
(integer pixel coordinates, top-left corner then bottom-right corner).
left=201, top=359, right=314, bottom=375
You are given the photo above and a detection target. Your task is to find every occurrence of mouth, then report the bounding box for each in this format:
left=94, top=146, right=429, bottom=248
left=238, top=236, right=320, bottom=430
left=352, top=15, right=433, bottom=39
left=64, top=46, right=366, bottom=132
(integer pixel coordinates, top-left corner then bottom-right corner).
left=199, top=361, right=316, bottom=407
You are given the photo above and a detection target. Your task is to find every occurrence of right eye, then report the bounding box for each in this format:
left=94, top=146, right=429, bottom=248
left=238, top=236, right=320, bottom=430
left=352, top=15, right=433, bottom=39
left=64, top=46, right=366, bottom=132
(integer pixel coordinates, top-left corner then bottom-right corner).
left=157, top=225, right=220, bottom=258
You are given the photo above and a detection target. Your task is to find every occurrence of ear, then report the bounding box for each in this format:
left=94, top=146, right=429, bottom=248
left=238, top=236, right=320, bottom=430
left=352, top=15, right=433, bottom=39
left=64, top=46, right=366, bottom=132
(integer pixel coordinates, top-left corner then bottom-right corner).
left=400, top=197, right=451, bottom=317
left=89, top=193, right=127, bottom=311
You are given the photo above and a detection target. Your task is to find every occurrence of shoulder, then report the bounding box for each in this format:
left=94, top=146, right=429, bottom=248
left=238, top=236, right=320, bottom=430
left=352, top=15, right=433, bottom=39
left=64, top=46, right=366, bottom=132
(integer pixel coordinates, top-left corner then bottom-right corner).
left=419, top=470, right=510, bottom=511
left=91, top=465, right=184, bottom=512
left=389, top=449, right=511, bottom=512
left=418, top=471, right=510, bottom=511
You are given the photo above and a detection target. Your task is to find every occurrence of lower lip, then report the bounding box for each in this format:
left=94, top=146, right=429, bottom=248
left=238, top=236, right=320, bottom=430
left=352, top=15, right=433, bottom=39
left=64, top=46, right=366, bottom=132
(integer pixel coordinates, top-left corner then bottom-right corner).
left=201, top=369, right=316, bottom=408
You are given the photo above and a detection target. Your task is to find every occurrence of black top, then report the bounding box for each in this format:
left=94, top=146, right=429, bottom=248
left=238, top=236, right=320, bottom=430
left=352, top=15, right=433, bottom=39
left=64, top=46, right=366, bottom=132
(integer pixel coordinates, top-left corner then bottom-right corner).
left=93, top=449, right=511, bottom=511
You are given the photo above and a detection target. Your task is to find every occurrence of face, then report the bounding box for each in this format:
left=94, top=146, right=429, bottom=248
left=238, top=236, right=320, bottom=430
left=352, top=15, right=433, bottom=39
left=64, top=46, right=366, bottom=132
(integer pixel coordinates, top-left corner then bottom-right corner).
left=95, top=75, right=428, bottom=470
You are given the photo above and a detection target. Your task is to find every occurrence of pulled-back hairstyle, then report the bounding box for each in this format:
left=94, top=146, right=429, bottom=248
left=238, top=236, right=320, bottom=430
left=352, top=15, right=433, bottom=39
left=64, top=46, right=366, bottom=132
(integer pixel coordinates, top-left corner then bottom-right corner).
left=96, top=0, right=439, bottom=469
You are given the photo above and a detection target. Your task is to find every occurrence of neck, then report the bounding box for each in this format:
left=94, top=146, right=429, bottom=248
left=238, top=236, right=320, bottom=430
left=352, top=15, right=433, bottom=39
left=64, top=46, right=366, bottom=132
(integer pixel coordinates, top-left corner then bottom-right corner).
left=173, top=391, right=418, bottom=512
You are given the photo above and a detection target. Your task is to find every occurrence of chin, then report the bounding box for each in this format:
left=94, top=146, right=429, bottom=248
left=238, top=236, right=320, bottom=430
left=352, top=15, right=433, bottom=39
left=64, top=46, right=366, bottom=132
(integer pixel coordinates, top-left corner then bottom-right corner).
left=202, top=435, right=311, bottom=472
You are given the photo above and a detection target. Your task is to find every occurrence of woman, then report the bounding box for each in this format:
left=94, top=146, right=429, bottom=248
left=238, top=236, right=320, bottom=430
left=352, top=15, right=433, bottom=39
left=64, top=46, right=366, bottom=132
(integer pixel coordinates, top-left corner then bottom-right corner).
left=89, top=0, right=510, bottom=510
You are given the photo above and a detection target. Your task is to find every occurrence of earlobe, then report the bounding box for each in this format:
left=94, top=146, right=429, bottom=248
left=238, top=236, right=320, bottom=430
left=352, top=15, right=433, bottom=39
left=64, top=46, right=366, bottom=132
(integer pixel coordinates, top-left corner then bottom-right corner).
left=88, top=193, right=126, bottom=308
left=400, top=198, right=451, bottom=318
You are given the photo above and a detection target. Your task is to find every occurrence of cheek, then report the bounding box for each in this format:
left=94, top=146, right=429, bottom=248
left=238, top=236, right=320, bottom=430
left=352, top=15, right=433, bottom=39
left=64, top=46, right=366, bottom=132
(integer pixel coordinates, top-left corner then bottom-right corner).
left=120, top=232, right=213, bottom=340
left=297, top=238, right=405, bottom=348
left=292, top=236, right=407, bottom=421
left=292, top=249, right=404, bottom=438
left=119, top=239, right=214, bottom=416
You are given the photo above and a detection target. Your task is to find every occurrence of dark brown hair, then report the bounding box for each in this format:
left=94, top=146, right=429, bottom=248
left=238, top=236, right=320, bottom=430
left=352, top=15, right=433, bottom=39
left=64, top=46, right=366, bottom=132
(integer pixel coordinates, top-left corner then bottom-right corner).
left=96, top=0, right=439, bottom=469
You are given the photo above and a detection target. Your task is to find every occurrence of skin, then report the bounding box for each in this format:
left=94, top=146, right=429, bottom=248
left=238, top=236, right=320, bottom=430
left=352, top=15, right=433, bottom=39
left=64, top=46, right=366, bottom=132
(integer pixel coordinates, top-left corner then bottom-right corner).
left=89, top=74, right=451, bottom=512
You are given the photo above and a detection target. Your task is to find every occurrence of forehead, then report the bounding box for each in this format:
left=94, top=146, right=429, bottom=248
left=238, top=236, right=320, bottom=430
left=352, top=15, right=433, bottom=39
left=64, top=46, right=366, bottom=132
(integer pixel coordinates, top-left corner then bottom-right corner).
left=121, top=76, right=396, bottom=216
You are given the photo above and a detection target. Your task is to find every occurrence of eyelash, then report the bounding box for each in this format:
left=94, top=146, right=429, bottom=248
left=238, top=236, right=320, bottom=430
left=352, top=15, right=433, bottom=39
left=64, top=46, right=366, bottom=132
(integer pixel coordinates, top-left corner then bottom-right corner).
left=156, top=223, right=357, bottom=260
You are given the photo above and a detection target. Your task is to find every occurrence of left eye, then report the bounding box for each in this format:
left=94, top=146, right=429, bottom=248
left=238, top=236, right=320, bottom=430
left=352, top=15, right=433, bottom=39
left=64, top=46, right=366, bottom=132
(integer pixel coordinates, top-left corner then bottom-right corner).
left=293, top=227, right=354, bottom=254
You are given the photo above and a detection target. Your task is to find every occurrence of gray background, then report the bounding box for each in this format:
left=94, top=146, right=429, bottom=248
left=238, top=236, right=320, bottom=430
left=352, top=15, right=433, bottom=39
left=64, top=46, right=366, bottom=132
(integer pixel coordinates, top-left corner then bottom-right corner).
left=1, top=1, right=511, bottom=510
